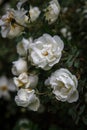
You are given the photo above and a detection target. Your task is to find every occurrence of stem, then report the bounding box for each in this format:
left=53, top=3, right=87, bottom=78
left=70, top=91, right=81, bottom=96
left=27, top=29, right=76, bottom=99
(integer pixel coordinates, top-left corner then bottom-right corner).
left=35, top=91, right=49, bottom=96
left=15, top=21, right=28, bottom=29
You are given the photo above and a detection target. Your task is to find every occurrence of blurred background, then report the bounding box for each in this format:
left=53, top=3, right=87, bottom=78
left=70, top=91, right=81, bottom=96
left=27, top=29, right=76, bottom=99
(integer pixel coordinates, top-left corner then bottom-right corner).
left=0, top=0, right=87, bottom=130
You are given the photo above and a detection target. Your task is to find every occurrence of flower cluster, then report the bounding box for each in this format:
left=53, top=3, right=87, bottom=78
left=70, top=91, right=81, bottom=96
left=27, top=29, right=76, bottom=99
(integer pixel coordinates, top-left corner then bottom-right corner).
left=0, top=0, right=79, bottom=112
left=12, top=32, right=79, bottom=111
left=12, top=58, right=40, bottom=111
left=0, top=0, right=60, bottom=38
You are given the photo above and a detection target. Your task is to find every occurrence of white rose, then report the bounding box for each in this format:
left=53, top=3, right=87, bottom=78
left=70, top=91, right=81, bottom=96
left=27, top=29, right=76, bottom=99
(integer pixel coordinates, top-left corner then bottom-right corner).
left=0, top=76, right=10, bottom=99
left=13, top=72, right=38, bottom=89
left=17, top=38, right=32, bottom=56
left=12, top=58, right=28, bottom=75
left=44, top=0, right=60, bottom=24
left=0, top=76, right=15, bottom=99
left=0, top=9, right=26, bottom=38
left=45, top=68, right=79, bottom=103
left=29, top=34, right=64, bottom=70
left=29, top=6, right=41, bottom=22
left=12, top=8, right=28, bottom=26
left=15, top=88, right=40, bottom=111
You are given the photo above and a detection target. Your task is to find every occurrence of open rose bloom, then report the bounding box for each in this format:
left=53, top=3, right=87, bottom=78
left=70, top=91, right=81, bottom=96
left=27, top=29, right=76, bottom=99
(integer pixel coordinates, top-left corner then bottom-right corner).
left=45, top=68, right=79, bottom=103
left=0, top=0, right=28, bottom=38
left=29, top=34, right=64, bottom=70
left=0, top=9, right=26, bottom=38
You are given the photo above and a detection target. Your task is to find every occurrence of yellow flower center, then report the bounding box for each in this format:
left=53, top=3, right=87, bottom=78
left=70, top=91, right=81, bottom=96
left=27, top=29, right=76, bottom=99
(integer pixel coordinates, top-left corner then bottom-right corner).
left=18, top=80, right=25, bottom=88
left=42, top=51, right=48, bottom=56
left=0, top=86, right=8, bottom=91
